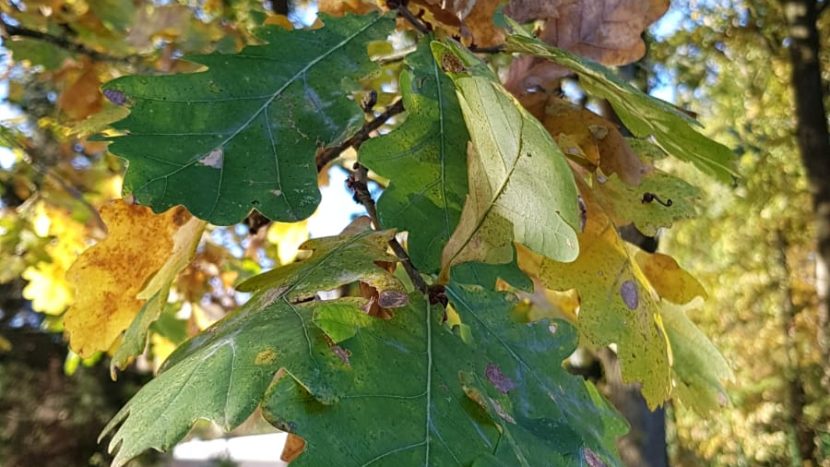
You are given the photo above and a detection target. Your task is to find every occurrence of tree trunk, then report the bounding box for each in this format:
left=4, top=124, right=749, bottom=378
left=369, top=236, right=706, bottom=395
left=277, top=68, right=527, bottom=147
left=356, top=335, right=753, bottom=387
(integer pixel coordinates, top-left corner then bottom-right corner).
left=597, top=348, right=668, bottom=467
left=782, top=0, right=830, bottom=392
left=775, top=230, right=818, bottom=464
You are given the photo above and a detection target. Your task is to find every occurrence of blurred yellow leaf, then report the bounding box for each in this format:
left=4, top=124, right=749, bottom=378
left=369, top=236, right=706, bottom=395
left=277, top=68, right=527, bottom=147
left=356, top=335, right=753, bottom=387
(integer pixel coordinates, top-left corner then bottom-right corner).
left=267, top=220, right=309, bottom=265
left=22, top=203, right=87, bottom=315
left=64, top=201, right=204, bottom=357
left=318, top=0, right=379, bottom=16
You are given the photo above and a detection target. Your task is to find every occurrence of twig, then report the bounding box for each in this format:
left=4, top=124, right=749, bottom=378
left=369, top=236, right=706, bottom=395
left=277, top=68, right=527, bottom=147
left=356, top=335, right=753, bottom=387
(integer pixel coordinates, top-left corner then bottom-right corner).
left=469, top=44, right=505, bottom=54
left=347, top=163, right=430, bottom=296
left=387, top=1, right=431, bottom=34
left=315, top=99, right=405, bottom=171
left=245, top=99, right=405, bottom=234
left=0, top=16, right=136, bottom=64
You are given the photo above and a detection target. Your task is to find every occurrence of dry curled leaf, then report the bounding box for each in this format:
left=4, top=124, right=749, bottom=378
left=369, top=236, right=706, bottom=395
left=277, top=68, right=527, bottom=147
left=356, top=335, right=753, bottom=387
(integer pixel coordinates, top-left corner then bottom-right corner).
left=411, top=0, right=504, bottom=46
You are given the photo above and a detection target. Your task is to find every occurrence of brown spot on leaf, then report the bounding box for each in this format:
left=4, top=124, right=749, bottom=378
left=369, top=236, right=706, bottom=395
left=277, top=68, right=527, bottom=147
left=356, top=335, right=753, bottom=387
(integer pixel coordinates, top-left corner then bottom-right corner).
left=620, top=280, right=639, bottom=310
left=441, top=53, right=466, bottom=73
left=255, top=348, right=278, bottom=365
left=485, top=363, right=516, bottom=394
left=378, top=290, right=408, bottom=308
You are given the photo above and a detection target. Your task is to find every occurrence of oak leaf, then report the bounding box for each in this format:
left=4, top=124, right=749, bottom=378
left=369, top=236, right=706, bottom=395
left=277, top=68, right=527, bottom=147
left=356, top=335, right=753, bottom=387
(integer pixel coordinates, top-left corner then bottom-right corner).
left=433, top=41, right=580, bottom=280
left=64, top=200, right=204, bottom=358
left=517, top=187, right=672, bottom=407
left=635, top=251, right=708, bottom=305
left=506, top=0, right=668, bottom=91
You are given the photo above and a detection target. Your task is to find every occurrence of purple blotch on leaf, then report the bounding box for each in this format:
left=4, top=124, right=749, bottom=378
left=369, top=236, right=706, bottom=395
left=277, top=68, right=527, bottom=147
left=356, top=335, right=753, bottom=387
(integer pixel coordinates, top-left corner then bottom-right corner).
left=103, top=89, right=127, bottom=106
left=485, top=363, right=516, bottom=394
left=620, top=280, right=639, bottom=310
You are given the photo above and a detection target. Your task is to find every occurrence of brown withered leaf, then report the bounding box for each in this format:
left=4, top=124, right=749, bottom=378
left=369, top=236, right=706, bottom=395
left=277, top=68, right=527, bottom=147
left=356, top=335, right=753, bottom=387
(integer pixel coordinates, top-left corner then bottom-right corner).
left=504, top=0, right=563, bottom=22
left=58, top=62, right=103, bottom=120
left=506, top=0, right=668, bottom=91
left=411, top=0, right=504, bottom=46
left=541, top=96, right=647, bottom=184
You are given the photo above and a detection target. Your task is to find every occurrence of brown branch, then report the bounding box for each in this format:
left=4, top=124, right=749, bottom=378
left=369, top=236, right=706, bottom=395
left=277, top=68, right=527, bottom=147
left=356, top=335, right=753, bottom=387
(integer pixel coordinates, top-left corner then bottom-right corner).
left=387, top=1, right=431, bottom=34
left=315, top=99, right=405, bottom=171
left=246, top=99, right=405, bottom=235
left=469, top=44, right=505, bottom=54
left=0, top=16, right=136, bottom=64
left=347, top=163, right=430, bottom=296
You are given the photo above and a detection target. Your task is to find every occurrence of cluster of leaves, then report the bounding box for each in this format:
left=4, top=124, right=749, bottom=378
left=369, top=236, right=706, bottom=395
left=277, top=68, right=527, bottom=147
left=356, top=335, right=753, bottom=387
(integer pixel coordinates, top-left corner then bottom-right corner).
left=2, top=0, right=740, bottom=465
left=0, top=0, right=314, bottom=370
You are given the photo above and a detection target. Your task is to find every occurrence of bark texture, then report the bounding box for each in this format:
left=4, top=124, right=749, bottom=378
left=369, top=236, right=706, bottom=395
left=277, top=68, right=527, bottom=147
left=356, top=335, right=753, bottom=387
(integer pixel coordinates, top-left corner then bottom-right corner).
left=781, top=0, right=830, bottom=395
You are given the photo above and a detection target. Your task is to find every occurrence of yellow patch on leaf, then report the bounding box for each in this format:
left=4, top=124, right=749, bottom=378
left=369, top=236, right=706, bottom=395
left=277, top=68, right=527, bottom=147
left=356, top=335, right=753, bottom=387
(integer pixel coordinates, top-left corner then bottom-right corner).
left=64, top=200, right=203, bottom=357
left=635, top=251, right=708, bottom=305
left=255, top=348, right=279, bottom=365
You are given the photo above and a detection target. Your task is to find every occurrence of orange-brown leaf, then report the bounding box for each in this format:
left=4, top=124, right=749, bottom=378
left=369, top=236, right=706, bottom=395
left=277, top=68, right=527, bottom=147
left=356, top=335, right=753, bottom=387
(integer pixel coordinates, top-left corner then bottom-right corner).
left=541, top=96, right=647, bottom=184
left=58, top=64, right=103, bottom=120
left=411, top=0, right=504, bottom=46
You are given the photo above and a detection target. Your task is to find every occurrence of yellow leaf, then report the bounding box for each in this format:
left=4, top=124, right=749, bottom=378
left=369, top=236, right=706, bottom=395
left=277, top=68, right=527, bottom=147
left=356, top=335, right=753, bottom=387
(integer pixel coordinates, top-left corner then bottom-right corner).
left=518, top=190, right=672, bottom=408
left=635, top=251, right=708, bottom=305
left=264, top=14, right=293, bottom=30
left=64, top=201, right=204, bottom=358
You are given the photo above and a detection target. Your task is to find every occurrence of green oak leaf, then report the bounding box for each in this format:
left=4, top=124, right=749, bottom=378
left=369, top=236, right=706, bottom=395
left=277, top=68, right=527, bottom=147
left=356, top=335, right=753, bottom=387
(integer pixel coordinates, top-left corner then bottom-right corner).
left=663, top=304, right=733, bottom=414
left=452, top=245, right=533, bottom=291
left=100, top=225, right=407, bottom=466
left=6, top=38, right=72, bottom=70
left=103, top=13, right=394, bottom=225
left=360, top=39, right=469, bottom=273
left=311, top=301, right=375, bottom=343
left=236, top=220, right=407, bottom=307
left=594, top=171, right=700, bottom=236
left=263, top=288, right=625, bottom=465
left=432, top=40, right=580, bottom=280
left=505, top=20, right=738, bottom=184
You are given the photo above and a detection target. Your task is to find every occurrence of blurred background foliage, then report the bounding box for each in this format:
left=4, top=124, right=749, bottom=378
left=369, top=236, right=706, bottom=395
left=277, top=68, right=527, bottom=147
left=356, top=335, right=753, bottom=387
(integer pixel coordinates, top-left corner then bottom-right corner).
left=649, top=0, right=830, bottom=464
left=0, top=0, right=828, bottom=465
